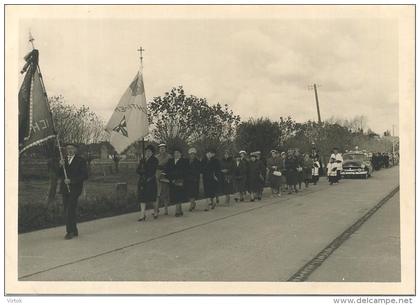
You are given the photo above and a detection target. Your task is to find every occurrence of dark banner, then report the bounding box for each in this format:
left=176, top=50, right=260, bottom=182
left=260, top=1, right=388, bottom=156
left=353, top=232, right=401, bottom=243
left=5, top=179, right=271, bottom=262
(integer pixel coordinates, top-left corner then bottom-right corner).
left=19, top=49, right=55, bottom=154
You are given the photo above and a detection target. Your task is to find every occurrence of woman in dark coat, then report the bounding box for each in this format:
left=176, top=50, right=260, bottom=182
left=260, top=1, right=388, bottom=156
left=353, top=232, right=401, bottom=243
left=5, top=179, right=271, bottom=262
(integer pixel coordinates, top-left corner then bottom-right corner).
left=233, top=151, right=248, bottom=202
left=279, top=151, right=287, bottom=193
left=254, top=151, right=266, bottom=200
left=295, top=149, right=304, bottom=190
left=202, top=149, right=221, bottom=211
left=247, top=153, right=265, bottom=201
left=302, top=153, right=313, bottom=188
left=165, top=147, right=188, bottom=217
left=220, top=151, right=235, bottom=205
left=186, top=147, right=202, bottom=212
left=285, top=149, right=298, bottom=194
left=137, top=145, right=158, bottom=221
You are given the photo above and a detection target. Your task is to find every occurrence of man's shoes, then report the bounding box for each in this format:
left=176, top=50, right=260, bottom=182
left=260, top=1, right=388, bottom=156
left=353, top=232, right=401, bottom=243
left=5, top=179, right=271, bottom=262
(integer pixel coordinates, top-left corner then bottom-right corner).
left=64, top=233, right=74, bottom=240
left=138, top=216, right=146, bottom=222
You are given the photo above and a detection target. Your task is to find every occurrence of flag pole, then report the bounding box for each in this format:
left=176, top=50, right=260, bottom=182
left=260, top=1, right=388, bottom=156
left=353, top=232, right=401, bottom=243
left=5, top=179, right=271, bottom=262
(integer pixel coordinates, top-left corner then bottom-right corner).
left=138, top=46, right=146, bottom=161
left=29, top=32, right=70, bottom=192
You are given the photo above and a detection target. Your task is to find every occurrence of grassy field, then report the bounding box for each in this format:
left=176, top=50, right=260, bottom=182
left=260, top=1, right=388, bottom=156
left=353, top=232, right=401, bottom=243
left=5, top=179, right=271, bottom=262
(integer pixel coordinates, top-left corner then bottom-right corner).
left=18, top=173, right=140, bottom=233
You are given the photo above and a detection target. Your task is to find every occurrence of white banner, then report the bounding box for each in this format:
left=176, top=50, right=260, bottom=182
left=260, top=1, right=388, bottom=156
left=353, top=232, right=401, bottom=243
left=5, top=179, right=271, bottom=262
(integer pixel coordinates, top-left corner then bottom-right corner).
left=105, top=71, right=149, bottom=153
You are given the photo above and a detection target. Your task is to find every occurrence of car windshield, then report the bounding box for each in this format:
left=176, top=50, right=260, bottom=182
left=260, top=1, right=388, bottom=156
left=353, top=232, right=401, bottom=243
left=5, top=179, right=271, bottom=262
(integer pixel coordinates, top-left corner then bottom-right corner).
left=343, top=154, right=366, bottom=161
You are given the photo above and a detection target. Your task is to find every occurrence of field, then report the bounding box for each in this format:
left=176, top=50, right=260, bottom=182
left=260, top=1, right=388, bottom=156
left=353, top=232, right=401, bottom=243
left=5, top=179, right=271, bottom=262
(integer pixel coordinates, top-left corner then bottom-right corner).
left=18, top=172, right=140, bottom=233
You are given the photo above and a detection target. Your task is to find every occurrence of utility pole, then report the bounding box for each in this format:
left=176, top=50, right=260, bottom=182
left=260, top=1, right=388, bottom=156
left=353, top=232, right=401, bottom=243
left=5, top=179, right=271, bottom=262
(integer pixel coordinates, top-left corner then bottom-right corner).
left=309, top=84, right=322, bottom=124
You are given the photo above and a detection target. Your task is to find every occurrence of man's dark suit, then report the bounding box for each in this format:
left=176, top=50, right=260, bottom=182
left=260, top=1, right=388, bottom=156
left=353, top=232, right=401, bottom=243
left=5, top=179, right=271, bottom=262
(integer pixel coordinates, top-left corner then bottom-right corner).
left=58, top=155, right=88, bottom=235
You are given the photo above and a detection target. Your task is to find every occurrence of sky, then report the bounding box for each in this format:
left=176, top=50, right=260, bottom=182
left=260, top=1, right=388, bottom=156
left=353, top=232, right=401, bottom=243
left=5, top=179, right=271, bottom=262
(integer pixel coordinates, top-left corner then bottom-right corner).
left=19, top=17, right=399, bottom=135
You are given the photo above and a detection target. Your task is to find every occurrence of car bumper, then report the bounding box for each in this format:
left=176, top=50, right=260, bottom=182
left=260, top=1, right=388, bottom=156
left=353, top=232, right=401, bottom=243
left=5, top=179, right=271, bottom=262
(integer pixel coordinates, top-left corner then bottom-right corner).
left=342, top=170, right=368, bottom=175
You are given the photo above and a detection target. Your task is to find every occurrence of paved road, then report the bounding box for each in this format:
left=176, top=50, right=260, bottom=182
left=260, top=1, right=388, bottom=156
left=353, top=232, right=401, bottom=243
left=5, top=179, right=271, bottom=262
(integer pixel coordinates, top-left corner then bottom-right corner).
left=18, top=166, right=399, bottom=281
left=307, top=191, right=400, bottom=282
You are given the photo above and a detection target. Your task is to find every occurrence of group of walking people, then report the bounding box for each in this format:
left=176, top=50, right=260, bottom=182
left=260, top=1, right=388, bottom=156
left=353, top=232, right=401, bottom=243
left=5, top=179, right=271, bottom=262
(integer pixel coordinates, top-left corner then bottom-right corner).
left=136, top=143, right=339, bottom=221
left=56, top=142, right=345, bottom=239
left=371, top=152, right=398, bottom=170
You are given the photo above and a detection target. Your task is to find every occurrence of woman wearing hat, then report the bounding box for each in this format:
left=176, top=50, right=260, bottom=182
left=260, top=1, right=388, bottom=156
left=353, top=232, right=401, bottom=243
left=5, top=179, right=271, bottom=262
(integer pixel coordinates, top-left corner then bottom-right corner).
left=294, top=149, right=304, bottom=190
left=165, top=147, right=188, bottom=217
left=302, top=153, right=313, bottom=188
left=156, top=143, right=172, bottom=216
left=255, top=150, right=267, bottom=200
left=202, top=148, right=221, bottom=211
left=220, top=151, right=235, bottom=205
left=285, top=149, right=299, bottom=194
left=233, top=151, right=248, bottom=202
left=267, top=149, right=282, bottom=196
left=247, top=152, right=265, bottom=201
left=186, top=147, right=202, bottom=212
left=137, top=145, right=159, bottom=221
left=279, top=151, right=287, bottom=193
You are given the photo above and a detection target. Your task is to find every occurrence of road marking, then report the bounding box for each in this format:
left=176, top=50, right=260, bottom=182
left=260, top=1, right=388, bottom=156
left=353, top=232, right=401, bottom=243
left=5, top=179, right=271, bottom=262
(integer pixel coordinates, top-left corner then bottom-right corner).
left=287, top=186, right=400, bottom=282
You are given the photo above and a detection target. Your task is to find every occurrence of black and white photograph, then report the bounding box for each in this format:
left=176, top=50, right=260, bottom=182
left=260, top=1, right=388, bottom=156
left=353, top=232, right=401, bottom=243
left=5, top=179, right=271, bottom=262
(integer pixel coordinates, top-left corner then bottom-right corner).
left=4, top=4, right=415, bottom=297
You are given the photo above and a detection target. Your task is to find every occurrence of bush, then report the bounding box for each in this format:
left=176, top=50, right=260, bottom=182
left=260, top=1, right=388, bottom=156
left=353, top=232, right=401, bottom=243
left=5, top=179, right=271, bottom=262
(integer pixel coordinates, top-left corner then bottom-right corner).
left=18, top=190, right=139, bottom=233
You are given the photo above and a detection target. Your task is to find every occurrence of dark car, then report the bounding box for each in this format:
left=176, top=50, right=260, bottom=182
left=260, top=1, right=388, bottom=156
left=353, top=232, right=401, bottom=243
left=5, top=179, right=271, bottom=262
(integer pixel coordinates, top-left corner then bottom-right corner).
left=341, top=151, right=373, bottom=179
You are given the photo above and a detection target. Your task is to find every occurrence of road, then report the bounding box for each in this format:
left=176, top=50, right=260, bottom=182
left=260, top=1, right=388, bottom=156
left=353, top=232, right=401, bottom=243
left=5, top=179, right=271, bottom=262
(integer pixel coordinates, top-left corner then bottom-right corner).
left=18, top=166, right=399, bottom=282
left=307, top=190, right=400, bottom=282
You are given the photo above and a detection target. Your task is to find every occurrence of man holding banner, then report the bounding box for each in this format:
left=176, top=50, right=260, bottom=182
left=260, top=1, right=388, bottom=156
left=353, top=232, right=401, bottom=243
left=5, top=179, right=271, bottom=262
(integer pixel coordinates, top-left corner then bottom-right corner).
left=58, top=143, right=88, bottom=239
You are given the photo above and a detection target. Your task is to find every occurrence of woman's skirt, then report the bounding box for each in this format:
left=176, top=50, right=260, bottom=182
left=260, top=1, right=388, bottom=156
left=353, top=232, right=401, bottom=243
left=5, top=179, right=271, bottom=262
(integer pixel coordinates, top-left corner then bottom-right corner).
left=203, top=176, right=218, bottom=198
left=169, top=184, right=186, bottom=204
left=233, top=176, right=246, bottom=193
left=221, top=174, right=234, bottom=195
left=137, top=177, right=157, bottom=209
left=303, top=168, right=312, bottom=181
left=286, top=170, right=298, bottom=186
left=269, top=173, right=282, bottom=189
left=185, top=178, right=200, bottom=200
left=248, top=175, right=264, bottom=193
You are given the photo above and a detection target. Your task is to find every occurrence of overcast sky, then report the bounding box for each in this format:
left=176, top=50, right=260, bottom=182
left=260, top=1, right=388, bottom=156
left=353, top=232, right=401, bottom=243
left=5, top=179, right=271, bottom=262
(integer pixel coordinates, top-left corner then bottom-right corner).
left=19, top=17, right=399, bottom=135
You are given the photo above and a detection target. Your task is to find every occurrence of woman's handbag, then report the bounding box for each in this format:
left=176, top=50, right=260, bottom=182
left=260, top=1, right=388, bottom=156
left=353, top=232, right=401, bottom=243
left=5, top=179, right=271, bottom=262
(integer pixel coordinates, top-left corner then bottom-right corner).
left=159, top=172, right=170, bottom=183
left=273, top=171, right=282, bottom=177
left=174, top=179, right=184, bottom=187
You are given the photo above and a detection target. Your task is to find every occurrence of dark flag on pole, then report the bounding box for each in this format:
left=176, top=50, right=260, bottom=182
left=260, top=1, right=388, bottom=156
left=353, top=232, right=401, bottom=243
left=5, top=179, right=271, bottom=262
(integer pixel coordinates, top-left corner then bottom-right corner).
left=19, top=49, right=56, bottom=154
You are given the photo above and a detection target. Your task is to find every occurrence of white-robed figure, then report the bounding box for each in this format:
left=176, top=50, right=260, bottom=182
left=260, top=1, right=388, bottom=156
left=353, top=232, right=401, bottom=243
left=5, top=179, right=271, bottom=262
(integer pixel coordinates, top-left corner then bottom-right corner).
left=327, top=157, right=338, bottom=185
left=312, top=158, right=321, bottom=185
left=330, top=147, right=343, bottom=181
